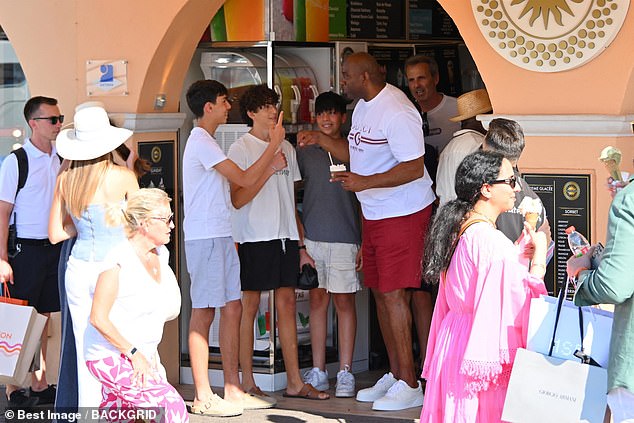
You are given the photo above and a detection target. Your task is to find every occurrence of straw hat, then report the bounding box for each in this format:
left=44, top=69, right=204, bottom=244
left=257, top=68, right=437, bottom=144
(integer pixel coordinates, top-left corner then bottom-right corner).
left=56, top=102, right=132, bottom=160
left=449, top=89, right=492, bottom=122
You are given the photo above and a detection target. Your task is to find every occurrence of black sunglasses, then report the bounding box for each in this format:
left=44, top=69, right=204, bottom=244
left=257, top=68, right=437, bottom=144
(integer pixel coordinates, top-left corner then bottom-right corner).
left=33, top=115, right=65, bottom=125
left=488, top=175, right=517, bottom=189
left=150, top=213, right=174, bottom=225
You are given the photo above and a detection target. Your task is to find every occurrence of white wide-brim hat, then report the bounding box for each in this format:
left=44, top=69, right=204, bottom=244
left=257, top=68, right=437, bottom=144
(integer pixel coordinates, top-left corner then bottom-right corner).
left=56, top=102, right=132, bottom=160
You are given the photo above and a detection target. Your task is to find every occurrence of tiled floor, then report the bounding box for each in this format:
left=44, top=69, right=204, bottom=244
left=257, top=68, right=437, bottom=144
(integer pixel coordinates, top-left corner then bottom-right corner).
left=1, top=370, right=421, bottom=422
left=177, top=369, right=421, bottom=422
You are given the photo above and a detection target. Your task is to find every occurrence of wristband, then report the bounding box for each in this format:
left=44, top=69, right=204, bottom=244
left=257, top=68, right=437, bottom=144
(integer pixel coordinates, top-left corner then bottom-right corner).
left=128, top=347, right=137, bottom=358
left=298, top=245, right=306, bottom=250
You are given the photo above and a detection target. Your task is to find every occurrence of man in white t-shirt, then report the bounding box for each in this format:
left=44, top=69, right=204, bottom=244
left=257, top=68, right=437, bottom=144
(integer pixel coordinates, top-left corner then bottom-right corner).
left=228, top=84, right=329, bottom=402
left=404, top=55, right=460, bottom=379
left=182, top=80, right=286, bottom=417
left=299, top=53, right=434, bottom=411
left=405, top=55, right=460, bottom=155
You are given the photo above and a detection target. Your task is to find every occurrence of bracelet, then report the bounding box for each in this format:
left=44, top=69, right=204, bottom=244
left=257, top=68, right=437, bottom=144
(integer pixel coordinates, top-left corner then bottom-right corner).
left=298, top=245, right=306, bottom=250
left=271, top=166, right=278, bottom=172
left=531, top=262, right=546, bottom=270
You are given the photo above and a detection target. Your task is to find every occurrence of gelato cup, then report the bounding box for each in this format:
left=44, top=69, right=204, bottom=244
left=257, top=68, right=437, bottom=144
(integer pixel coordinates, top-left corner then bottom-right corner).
left=330, top=163, right=346, bottom=178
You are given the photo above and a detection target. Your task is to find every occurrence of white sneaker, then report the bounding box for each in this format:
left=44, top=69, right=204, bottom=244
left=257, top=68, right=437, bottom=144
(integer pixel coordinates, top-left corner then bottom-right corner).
left=303, top=367, right=329, bottom=391
left=355, top=372, right=397, bottom=402
left=372, top=380, right=424, bottom=411
left=335, top=365, right=356, bottom=398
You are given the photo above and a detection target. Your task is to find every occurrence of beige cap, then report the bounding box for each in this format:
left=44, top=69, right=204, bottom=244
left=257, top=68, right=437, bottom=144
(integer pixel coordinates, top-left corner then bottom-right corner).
left=449, top=88, right=493, bottom=122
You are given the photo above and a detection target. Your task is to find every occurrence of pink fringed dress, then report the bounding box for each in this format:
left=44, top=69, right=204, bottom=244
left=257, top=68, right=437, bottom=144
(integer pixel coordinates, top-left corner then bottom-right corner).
left=420, top=222, right=547, bottom=422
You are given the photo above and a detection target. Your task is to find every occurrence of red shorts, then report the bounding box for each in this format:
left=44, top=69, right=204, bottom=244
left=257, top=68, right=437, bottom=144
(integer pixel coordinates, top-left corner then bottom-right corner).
left=362, top=206, right=432, bottom=293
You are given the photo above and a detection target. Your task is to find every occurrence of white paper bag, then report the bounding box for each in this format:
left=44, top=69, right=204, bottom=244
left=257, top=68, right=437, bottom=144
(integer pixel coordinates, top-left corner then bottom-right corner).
left=0, top=301, right=48, bottom=386
left=502, top=348, right=608, bottom=423
left=526, top=295, right=613, bottom=367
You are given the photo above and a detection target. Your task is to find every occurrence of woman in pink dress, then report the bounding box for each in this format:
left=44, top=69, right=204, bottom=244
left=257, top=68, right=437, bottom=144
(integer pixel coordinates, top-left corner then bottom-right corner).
left=420, top=151, right=548, bottom=422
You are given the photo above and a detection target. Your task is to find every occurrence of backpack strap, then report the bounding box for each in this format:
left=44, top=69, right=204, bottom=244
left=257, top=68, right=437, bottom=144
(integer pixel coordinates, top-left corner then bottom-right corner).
left=10, top=147, right=28, bottom=199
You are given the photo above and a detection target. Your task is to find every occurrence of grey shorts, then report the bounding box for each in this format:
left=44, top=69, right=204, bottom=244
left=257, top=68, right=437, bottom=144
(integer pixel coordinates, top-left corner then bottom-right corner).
left=304, top=238, right=360, bottom=294
left=185, top=237, right=241, bottom=308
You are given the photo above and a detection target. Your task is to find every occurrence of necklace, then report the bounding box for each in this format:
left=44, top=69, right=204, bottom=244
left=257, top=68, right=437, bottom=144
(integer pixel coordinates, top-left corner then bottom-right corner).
left=470, top=209, right=497, bottom=228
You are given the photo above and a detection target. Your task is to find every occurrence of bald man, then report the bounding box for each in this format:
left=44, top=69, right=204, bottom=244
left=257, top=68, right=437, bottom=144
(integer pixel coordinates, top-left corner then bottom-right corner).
left=298, top=52, right=434, bottom=411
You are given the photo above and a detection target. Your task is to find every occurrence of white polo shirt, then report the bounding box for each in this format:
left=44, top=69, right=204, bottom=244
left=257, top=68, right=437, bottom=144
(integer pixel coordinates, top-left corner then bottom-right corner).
left=348, top=84, right=435, bottom=220
left=0, top=139, right=60, bottom=239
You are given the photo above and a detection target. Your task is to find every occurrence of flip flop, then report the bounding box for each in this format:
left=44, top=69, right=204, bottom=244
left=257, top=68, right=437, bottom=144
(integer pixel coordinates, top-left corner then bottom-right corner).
left=247, top=386, right=271, bottom=397
left=283, top=383, right=330, bottom=400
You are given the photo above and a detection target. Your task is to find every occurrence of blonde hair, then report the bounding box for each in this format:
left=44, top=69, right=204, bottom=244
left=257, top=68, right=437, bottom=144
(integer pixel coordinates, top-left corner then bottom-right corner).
left=106, top=188, right=171, bottom=235
left=62, top=153, right=113, bottom=217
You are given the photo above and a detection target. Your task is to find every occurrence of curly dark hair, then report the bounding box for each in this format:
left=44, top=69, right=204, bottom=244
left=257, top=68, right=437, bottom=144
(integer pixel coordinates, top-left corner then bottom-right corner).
left=423, top=150, right=505, bottom=284
left=239, top=84, right=279, bottom=127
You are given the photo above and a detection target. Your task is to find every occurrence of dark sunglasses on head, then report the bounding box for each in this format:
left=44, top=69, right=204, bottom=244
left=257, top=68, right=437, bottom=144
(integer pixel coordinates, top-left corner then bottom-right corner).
left=150, top=213, right=174, bottom=225
left=33, top=115, right=64, bottom=125
left=488, top=175, right=517, bottom=189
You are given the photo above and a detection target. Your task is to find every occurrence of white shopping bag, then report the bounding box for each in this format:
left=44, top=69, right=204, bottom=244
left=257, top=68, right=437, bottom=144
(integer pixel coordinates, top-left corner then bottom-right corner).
left=0, top=301, right=48, bottom=386
left=502, top=348, right=607, bottom=423
left=526, top=295, right=613, bottom=367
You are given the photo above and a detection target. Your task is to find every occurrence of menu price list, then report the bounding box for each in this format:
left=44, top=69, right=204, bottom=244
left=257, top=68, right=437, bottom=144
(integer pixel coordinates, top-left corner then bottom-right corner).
left=409, top=0, right=460, bottom=39
left=348, top=1, right=405, bottom=40
left=523, top=174, right=590, bottom=296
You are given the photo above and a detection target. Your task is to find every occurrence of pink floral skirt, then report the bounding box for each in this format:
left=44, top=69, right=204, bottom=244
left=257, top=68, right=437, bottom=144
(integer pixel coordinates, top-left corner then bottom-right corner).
left=86, top=354, right=188, bottom=423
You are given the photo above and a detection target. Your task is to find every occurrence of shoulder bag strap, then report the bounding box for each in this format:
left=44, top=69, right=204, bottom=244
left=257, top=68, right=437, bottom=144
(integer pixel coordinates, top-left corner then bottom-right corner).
left=548, top=277, right=570, bottom=357
left=442, top=219, right=489, bottom=279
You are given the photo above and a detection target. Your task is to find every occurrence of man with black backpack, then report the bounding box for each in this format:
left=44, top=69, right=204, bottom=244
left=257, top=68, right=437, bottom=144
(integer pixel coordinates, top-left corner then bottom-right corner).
left=0, top=96, right=63, bottom=408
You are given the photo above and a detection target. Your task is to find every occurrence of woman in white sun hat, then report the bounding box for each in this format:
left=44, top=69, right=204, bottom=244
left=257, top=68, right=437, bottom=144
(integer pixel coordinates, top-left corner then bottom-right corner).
left=49, top=102, right=139, bottom=407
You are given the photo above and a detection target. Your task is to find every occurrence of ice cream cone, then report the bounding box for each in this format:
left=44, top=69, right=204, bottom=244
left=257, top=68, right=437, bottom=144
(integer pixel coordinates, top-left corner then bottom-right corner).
left=603, top=159, right=623, bottom=181
left=599, top=146, right=623, bottom=181
left=525, top=212, right=539, bottom=230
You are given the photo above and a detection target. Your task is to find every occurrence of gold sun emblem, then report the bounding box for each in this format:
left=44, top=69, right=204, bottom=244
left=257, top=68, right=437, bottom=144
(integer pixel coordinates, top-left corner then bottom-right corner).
left=511, top=0, right=584, bottom=29
left=472, top=0, right=628, bottom=72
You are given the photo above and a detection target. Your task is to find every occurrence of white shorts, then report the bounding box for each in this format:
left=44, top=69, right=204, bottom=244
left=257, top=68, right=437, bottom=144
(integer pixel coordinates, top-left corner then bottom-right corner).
left=304, top=238, right=360, bottom=294
left=608, top=387, right=634, bottom=422
left=185, top=237, right=241, bottom=308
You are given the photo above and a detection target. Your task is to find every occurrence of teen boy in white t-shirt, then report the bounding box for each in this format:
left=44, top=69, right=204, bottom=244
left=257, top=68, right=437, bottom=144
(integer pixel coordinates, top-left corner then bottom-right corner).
left=183, top=80, right=286, bottom=417
left=228, top=84, right=329, bottom=401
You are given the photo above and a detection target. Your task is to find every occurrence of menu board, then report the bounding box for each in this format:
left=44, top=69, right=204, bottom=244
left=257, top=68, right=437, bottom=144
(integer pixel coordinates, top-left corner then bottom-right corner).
left=367, top=46, right=415, bottom=95
left=523, top=174, right=591, bottom=296
left=138, top=140, right=177, bottom=270
left=414, top=45, right=463, bottom=97
left=348, top=1, right=406, bottom=40
left=409, top=0, right=460, bottom=39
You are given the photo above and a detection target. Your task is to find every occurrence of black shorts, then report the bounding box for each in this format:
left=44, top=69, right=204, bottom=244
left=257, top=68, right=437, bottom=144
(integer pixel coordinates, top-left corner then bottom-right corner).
left=237, top=239, right=299, bottom=291
left=9, top=242, right=62, bottom=313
